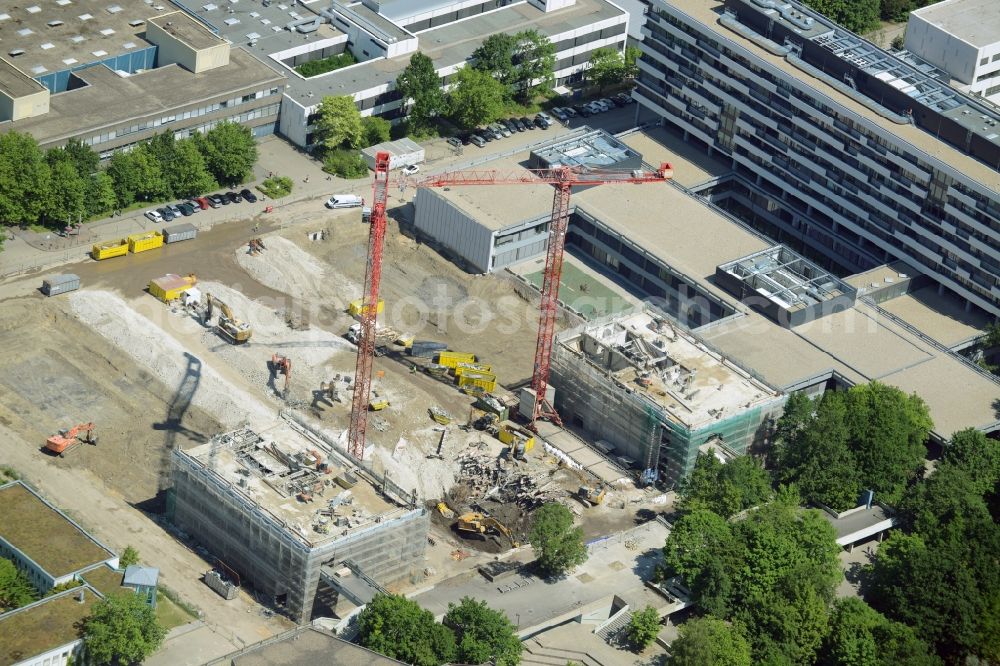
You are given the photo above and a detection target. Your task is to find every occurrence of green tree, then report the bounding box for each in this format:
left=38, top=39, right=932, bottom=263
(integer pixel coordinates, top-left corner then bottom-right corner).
left=942, top=428, right=1000, bottom=494
left=106, top=145, right=167, bottom=207
left=444, top=597, right=522, bottom=666
left=660, top=508, right=736, bottom=614
left=776, top=391, right=860, bottom=511
left=85, top=172, right=118, bottom=217
left=119, top=546, right=140, bottom=568
left=447, top=66, right=508, bottom=129
left=670, top=617, right=752, bottom=666
left=801, top=0, right=881, bottom=33
left=314, top=95, right=364, bottom=152
left=471, top=33, right=517, bottom=86
left=626, top=606, right=660, bottom=650
left=898, top=462, right=994, bottom=542
left=322, top=149, right=368, bottom=179
left=844, top=382, right=932, bottom=504
left=46, top=156, right=87, bottom=224
left=395, top=52, right=447, bottom=131
left=819, top=597, right=941, bottom=666
left=773, top=391, right=815, bottom=444
left=198, top=121, right=258, bottom=185
left=357, top=593, right=456, bottom=666
left=678, top=452, right=772, bottom=518
left=528, top=502, right=587, bottom=577
left=84, top=592, right=166, bottom=665
left=62, top=137, right=100, bottom=179
left=513, top=29, right=555, bottom=100
left=624, top=45, right=641, bottom=80
left=586, top=48, right=625, bottom=91
left=168, top=139, right=215, bottom=198
left=0, top=131, right=51, bottom=226
left=0, top=558, right=37, bottom=612
left=361, top=116, right=392, bottom=147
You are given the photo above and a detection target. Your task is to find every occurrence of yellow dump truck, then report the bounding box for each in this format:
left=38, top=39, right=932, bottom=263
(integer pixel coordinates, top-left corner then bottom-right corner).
left=148, top=273, right=198, bottom=303
left=457, top=370, right=497, bottom=393
left=127, top=231, right=164, bottom=254
left=437, top=351, right=476, bottom=368
left=498, top=421, right=535, bottom=454
left=91, top=239, right=129, bottom=261
left=348, top=298, right=385, bottom=317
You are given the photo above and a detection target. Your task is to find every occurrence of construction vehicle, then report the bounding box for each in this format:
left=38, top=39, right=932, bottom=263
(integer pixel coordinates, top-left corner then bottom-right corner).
left=455, top=513, right=519, bottom=549
left=204, top=294, right=252, bottom=344
left=270, top=354, right=291, bottom=398
left=429, top=406, right=452, bottom=425
left=46, top=422, right=98, bottom=456
left=369, top=390, right=389, bottom=411
left=436, top=502, right=455, bottom=519
left=576, top=485, right=607, bottom=507
left=347, top=322, right=399, bottom=347
left=416, top=162, right=673, bottom=429
left=319, top=378, right=344, bottom=404
left=498, top=421, right=535, bottom=460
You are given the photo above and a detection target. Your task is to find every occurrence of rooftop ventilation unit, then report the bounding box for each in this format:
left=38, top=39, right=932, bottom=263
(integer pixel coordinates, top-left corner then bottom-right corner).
left=57, top=0, right=72, bottom=5
left=79, top=13, right=94, bottom=20
left=100, top=28, right=116, bottom=36
left=70, top=35, right=85, bottom=42
left=62, top=57, right=78, bottom=64
left=47, top=19, right=65, bottom=27
left=40, top=42, right=55, bottom=50
left=31, top=65, right=47, bottom=74
left=17, top=28, right=35, bottom=36
left=128, top=19, right=145, bottom=26
left=0, top=13, right=9, bottom=21
left=7, top=48, right=25, bottom=57
left=26, top=6, right=42, bottom=14
left=123, top=41, right=136, bottom=48
left=92, top=49, right=108, bottom=56
left=107, top=5, right=123, bottom=13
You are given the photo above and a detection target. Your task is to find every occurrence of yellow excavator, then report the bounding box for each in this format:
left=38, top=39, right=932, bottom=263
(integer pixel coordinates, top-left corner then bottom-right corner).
left=455, top=512, right=519, bottom=548
left=205, top=294, right=252, bottom=344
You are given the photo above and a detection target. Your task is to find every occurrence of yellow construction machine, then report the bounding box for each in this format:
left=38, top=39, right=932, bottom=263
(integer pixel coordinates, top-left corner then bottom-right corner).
left=205, top=294, right=252, bottom=344
left=576, top=485, right=607, bottom=507
left=455, top=512, right=519, bottom=548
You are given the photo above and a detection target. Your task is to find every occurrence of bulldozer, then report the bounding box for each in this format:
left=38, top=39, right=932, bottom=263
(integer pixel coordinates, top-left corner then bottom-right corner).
left=455, top=512, right=519, bottom=548
left=576, top=485, right=607, bottom=507
left=205, top=294, right=252, bottom=344
left=46, top=422, right=98, bottom=457
left=269, top=354, right=291, bottom=399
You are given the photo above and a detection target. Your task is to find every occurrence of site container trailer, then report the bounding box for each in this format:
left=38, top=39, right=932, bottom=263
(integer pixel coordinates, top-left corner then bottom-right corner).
left=348, top=298, right=385, bottom=317
left=437, top=351, right=477, bottom=368
left=454, top=362, right=492, bottom=376
left=408, top=341, right=448, bottom=358
left=91, top=239, right=128, bottom=260
left=128, top=231, right=164, bottom=254
left=457, top=370, right=497, bottom=393
left=498, top=421, right=535, bottom=452
left=149, top=273, right=198, bottom=302
left=41, top=274, right=81, bottom=296
left=163, top=223, right=197, bottom=244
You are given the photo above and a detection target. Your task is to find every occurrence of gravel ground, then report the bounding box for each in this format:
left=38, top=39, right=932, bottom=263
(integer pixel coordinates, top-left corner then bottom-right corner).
left=233, top=235, right=341, bottom=302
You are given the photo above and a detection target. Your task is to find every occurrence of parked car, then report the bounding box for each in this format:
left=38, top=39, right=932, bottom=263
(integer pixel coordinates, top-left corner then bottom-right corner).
left=534, top=115, right=551, bottom=129
left=492, top=123, right=511, bottom=138
left=447, top=136, right=462, bottom=148
left=510, top=118, right=525, bottom=132
left=550, top=107, right=568, bottom=122
left=401, top=164, right=420, bottom=176
left=177, top=203, right=195, bottom=216
left=519, top=116, right=535, bottom=130
left=613, top=93, right=632, bottom=106
left=144, top=209, right=163, bottom=223
left=599, top=98, right=615, bottom=109
left=536, top=111, right=553, bottom=124
left=206, top=194, right=223, bottom=208
left=240, top=188, right=258, bottom=203
left=225, top=191, right=241, bottom=204
left=587, top=101, right=607, bottom=114
left=574, top=104, right=592, bottom=117
left=469, top=134, right=487, bottom=147
left=166, top=204, right=182, bottom=217
left=189, top=198, right=208, bottom=210
left=157, top=207, right=175, bottom=221
left=212, top=193, right=229, bottom=206
left=562, top=106, right=578, bottom=118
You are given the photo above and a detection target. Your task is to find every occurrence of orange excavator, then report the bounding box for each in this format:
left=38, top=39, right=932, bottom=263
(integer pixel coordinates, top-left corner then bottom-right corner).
left=46, top=423, right=98, bottom=456
left=270, top=354, right=291, bottom=399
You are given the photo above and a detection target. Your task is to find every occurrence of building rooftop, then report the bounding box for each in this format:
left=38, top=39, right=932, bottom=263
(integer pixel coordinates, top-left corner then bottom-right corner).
left=668, top=0, right=1000, bottom=193
left=878, top=286, right=989, bottom=347
left=618, top=125, right=733, bottom=188
left=2, top=48, right=285, bottom=145
left=820, top=505, right=895, bottom=546
left=0, top=0, right=150, bottom=81
left=0, top=482, right=115, bottom=578
left=122, top=565, right=159, bottom=588
left=227, top=627, right=407, bottom=665
left=182, top=426, right=395, bottom=549
left=335, top=1, right=412, bottom=43
left=149, top=11, right=227, bottom=50
left=558, top=310, right=781, bottom=431
left=0, top=587, right=99, bottom=665
left=80, top=564, right=124, bottom=597
left=910, top=0, right=1000, bottom=48
left=0, top=57, right=47, bottom=98
left=532, top=129, right=640, bottom=169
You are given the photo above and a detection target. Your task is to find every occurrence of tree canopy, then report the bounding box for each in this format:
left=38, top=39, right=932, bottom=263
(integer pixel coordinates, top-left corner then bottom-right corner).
left=670, top=617, right=752, bottom=666
left=679, top=451, right=773, bottom=518
left=313, top=95, right=364, bottom=152
left=443, top=597, right=522, bottom=666
left=84, top=592, right=166, bottom=665
left=0, top=132, right=51, bottom=226
left=198, top=121, right=258, bottom=185
left=0, top=558, right=37, bottom=612
left=447, top=66, right=509, bottom=130
left=512, top=29, right=556, bottom=101
left=395, top=52, right=447, bottom=131
left=819, top=597, right=941, bottom=666
left=471, top=33, right=517, bottom=87
left=361, top=116, right=391, bottom=148
left=626, top=605, right=661, bottom=650
left=587, top=48, right=626, bottom=91
left=106, top=145, right=167, bottom=207
left=528, top=502, right=588, bottom=577
left=357, top=593, right=456, bottom=666
left=119, top=546, right=140, bottom=569
left=801, top=0, right=880, bottom=34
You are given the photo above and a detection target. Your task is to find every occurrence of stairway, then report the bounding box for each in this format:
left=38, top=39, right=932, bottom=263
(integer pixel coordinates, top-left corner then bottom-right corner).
left=520, top=638, right=606, bottom=666
left=596, top=609, right=633, bottom=644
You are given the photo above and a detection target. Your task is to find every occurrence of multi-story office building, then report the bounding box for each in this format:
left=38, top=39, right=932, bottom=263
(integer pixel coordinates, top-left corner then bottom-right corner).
left=905, top=0, right=1000, bottom=105
left=634, top=0, right=1000, bottom=318
left=0, top=4, right=286, bottom=157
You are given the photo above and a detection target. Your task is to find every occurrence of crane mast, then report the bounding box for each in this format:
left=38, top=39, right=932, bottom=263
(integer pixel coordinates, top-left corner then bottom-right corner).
left=348, top=150, right=391, bottom=461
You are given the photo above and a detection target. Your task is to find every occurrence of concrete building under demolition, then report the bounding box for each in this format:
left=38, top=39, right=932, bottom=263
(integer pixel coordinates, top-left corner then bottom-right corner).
left=550, top=308, right=786, bottom=486
left=170, top=426, right=428, bottom=623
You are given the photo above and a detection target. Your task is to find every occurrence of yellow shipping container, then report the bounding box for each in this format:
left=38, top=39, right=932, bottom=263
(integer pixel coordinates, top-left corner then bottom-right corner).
left=91, top=239, right=129, bottom=261
left=438, top=351, right=477, bottom=368
left=148, top=273, right=198, bottom=303
left=127, top=231, right=164, bottom=254
left=454, top=362, right=492, bottom=377
left=457, top=370, right=496, bottom=393
left=348, top=298, right=384, bottom=316
left=498, top=421, right=535, bottom=453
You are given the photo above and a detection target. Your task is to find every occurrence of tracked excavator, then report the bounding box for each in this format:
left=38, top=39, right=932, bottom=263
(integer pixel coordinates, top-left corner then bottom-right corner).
left=46, top=422, right=98, bottom=456
left=204, top=294, right=252, bottom=344
left=270, top=354, right=291, bottom=398
left=455, top=512, right=519, bottom=548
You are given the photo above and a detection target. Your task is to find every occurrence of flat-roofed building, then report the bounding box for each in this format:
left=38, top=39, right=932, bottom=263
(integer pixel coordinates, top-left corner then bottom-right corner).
left=633, top=0, right=1000, bottom=318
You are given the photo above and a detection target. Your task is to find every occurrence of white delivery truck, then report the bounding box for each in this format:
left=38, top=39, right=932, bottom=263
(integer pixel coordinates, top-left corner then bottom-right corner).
left=325, top=194, right=364, bottom=209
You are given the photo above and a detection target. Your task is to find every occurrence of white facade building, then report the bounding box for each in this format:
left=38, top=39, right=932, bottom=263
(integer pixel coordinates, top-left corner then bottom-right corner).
left=906, top=0, right=1000, bottom=104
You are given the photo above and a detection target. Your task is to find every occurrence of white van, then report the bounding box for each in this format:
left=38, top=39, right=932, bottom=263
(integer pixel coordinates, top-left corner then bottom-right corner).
left=326, top=194, right=364, bottom=209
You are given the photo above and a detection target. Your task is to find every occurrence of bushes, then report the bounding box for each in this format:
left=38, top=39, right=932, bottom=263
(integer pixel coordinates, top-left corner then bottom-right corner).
left=258, top=176, right=293, bottom=199
left=322, top=149, right=368, bottom=179
left=296, top=52, right=357, bottom=77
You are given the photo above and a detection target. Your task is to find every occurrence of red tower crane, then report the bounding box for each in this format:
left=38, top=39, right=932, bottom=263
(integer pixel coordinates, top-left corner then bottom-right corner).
left=347, top=151, right=391, bottom=461
left=417, top=161, right=674, bottom=428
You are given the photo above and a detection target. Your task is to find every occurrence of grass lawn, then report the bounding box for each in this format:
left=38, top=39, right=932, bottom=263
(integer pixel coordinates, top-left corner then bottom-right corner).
left=523, top=261, right=633, bottom=319
left=155, top=590, right=198, bottom=631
